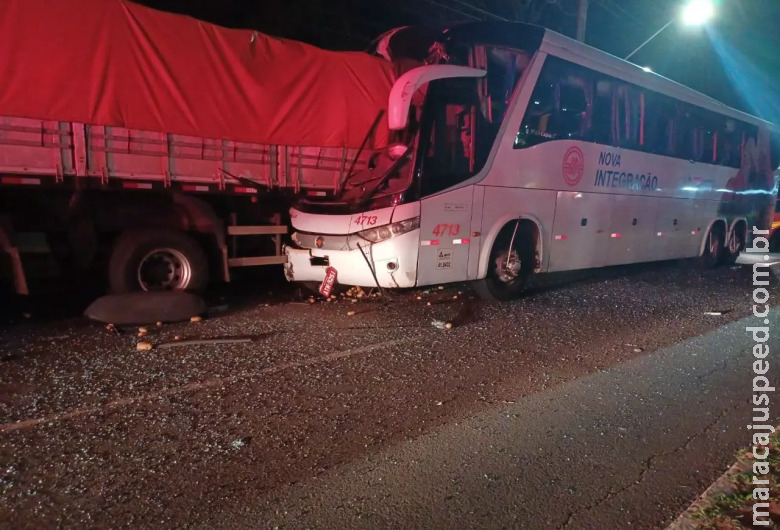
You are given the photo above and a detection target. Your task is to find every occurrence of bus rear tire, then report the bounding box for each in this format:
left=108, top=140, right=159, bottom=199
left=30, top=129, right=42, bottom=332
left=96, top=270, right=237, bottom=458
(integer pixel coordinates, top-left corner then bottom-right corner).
left=721, top=224, right=746, bottom=266
left=699, top=224, right=724, bottom=269
left=473, top=223, right=535, bottom=301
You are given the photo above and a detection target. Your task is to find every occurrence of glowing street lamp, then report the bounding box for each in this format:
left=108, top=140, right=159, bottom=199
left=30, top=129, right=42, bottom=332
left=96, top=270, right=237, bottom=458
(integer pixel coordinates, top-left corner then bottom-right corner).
left=681, top=0, right=715, bottom=25
left=625, top=0, right=714, bottom=61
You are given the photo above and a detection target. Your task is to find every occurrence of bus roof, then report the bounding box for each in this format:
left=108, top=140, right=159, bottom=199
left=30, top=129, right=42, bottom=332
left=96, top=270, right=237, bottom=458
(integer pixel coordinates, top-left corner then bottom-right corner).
left=436, top=21, right=776, bottom=130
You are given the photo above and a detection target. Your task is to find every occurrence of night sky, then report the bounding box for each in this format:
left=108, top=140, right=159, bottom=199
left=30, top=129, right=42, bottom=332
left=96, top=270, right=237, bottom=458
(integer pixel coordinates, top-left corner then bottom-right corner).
left=136, top=0, right=780, bottom=124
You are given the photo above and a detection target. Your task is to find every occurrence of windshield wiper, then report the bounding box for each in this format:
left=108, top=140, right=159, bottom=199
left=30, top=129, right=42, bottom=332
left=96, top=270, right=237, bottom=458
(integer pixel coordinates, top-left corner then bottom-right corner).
left=336, top=111, right=385, bottom=197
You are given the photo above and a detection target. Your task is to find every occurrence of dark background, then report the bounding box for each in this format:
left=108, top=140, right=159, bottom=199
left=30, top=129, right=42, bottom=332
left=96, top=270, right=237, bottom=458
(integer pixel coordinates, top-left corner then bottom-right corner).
left=135, top=0, right=779, bottom=123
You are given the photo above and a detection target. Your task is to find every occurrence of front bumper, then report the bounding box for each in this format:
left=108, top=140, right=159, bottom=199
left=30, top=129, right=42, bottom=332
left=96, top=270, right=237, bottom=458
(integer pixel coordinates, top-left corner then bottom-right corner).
left=283, top=230, right=419, bottom=288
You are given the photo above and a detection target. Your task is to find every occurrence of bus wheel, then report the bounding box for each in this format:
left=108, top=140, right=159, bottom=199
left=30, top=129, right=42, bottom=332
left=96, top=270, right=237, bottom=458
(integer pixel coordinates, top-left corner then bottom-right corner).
left=108, top=230, right=210, bottom=293
left=474, top=223, right=535, bottom=301
left=699, top=224, right=724, bottom=269
left=722, top=225, right=746, bottom=265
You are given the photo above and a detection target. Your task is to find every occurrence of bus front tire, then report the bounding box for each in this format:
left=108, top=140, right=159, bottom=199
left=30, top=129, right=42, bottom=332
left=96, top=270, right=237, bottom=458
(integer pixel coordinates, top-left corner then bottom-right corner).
left=474, top=224, right=535, bottom=302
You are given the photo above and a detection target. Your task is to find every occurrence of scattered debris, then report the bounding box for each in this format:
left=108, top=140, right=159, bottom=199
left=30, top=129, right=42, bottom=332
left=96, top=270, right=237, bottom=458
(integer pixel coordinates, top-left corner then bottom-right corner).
left=633, top=348, right=643, bottom=353
left=438, top=286, right=444, bottom=290
left=432, top=320, right=453, bottom=330
left=174, top=336, right=182, bottom=341
left=190, top=316, right=202, bottom=322
left=230, top=437, right=252, bottom=449
left=156, top=337, right=252, bottom=349
left=156, top=321, right=163, bottom=327
left=347, top=311, right=356, bottom=316
left=703, top=311, right=728, bottom=316
left=452, top=295, right=458, bottom=300
left=138, top=326, right=148, bottom=334
left=416, top=296, right=422, bottom=300
left=136, top=341, right=153, bottom=351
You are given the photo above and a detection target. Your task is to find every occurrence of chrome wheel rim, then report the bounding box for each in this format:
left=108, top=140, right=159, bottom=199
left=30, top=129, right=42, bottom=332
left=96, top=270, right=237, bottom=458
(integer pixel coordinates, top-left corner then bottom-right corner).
left=708, top=232, right=720, bottom=256
left=728, top=232, right=740, bottom=254
left=494, top=249, right=521, bottom=283
left=137, top=248, right=192, bottom=291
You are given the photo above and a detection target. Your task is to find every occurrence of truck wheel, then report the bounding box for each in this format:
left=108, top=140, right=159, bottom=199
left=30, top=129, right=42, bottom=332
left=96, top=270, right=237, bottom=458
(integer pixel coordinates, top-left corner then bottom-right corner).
left=699, top=224, right=724, bottom=269
left=108, top=230, right=209, bottom=293
left=473, top=223, right=535, bottom=301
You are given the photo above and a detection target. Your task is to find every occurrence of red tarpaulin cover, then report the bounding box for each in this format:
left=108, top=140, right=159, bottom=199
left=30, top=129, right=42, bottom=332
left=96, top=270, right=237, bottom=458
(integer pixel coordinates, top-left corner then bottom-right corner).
left=0, top=0, right=394, bottom=148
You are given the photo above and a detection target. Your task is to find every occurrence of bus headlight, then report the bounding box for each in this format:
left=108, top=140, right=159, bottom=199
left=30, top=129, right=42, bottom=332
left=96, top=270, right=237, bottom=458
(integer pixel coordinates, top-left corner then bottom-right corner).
left=357, top=216, right=420, bottom=243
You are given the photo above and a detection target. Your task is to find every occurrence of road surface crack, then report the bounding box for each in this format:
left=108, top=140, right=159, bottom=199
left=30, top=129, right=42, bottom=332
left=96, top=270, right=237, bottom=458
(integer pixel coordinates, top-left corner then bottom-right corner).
left=559, top=405, right=735, bottom=529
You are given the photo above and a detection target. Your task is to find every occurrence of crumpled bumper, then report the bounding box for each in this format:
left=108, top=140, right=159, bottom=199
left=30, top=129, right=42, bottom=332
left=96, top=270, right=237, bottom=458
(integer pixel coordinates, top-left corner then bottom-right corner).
left=283, top=230, right=419, bottom=288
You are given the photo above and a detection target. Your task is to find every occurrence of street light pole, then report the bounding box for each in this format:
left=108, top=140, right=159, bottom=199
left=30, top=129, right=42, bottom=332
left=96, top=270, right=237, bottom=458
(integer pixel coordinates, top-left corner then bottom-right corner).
left=624, top=18, right=674, bottom=60
left=624, top=0, right=714, bottom=62
left=576, top=0, right=588, bottom=42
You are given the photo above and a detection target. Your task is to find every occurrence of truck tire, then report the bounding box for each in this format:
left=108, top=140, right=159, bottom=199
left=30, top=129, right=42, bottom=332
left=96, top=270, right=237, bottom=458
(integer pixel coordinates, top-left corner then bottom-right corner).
left=108, top=230, right=209, bottom=293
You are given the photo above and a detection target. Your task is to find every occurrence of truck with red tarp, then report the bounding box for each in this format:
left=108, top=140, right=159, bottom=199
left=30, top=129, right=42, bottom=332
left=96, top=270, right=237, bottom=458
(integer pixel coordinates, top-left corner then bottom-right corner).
left=0, top=0, right=397, bottom=295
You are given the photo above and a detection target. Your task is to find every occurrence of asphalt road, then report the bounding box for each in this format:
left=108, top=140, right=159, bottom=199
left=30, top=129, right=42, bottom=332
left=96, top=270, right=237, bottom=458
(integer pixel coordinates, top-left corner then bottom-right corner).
left=0, top=260, right=778, bottom=529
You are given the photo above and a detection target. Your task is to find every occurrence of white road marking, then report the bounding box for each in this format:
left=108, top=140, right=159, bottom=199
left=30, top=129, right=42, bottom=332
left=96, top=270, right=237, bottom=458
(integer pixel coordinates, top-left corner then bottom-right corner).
left=0, top=336, right=422, bottom=434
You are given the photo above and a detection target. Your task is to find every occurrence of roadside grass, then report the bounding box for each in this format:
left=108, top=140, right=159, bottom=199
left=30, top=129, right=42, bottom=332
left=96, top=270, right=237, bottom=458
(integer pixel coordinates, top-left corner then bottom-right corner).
left=689, top=430, right=780, bottom=529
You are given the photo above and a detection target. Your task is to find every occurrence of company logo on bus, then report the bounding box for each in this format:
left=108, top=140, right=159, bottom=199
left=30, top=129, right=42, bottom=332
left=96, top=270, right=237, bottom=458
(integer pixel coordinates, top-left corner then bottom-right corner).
left=562, top=147, right=584, bottom=186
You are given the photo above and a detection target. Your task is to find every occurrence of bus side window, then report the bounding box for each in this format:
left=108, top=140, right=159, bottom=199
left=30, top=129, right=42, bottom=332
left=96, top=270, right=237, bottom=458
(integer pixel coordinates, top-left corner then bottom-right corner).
left=515, top=80, right=556, bottom=148
left=691, top=109, right=717, bottom=163
left=591, top=79, right=614, bottom=145
left=674, top=104, right=695, bottom=160
left=644, top=93, right=675, bottom=156
left=717, top=119, right=742, bottom=168
left=612, top=84, right=643, bottom=149
left=515, top=57, right=591, bottom=148
left=770, top=131, right=780, bottom=171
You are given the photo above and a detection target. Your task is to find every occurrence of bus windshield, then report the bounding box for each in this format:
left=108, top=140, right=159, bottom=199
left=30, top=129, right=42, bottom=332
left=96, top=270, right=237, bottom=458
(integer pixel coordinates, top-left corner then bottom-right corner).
left=305, top=43, right=533, bottom=211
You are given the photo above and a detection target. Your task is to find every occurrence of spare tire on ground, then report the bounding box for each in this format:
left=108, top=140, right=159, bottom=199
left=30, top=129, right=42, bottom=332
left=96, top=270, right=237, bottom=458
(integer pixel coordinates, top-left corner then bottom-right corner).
left=84, top=291, right=207, bottom=325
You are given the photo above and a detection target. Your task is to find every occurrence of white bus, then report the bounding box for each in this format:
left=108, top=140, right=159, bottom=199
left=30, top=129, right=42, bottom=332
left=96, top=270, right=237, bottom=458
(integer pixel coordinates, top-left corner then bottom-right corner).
left=284, top=22, right=780, bottom=300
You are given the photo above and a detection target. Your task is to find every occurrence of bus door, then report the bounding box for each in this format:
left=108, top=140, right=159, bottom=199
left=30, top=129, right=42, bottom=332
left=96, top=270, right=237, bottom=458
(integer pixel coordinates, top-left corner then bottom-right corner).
left=417, top=186, right=476, bottom=286
left=412, top=69, right=489, bottom=286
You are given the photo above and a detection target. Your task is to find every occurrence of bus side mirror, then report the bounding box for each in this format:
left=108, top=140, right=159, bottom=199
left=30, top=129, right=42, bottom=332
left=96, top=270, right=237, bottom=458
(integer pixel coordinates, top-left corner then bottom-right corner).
left=388, top=65, right=487, bottom=131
